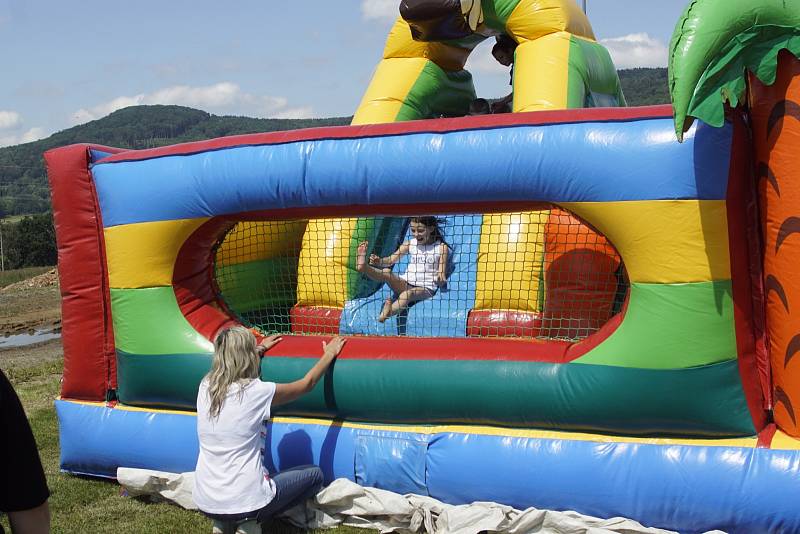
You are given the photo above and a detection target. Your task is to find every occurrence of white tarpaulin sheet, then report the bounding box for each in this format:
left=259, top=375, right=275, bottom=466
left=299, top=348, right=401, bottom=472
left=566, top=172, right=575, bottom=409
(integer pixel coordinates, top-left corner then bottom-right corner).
left=117, top=468, right=726, bottom=534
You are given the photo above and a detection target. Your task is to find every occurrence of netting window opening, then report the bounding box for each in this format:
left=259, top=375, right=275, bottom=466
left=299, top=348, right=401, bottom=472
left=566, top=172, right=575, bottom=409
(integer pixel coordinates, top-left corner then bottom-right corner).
left=212, top=209, right=628, bottom=342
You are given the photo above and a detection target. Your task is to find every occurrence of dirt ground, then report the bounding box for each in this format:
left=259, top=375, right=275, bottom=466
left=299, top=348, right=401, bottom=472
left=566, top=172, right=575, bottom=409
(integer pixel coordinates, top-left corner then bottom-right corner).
left=0, top=269, right=61, bottom=336
left=1, top=269, right=63, bottom=369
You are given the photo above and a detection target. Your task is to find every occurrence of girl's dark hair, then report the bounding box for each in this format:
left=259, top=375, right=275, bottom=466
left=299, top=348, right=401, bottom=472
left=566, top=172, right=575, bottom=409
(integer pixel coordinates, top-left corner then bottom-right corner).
left=411, top=216, right=446, bottom=244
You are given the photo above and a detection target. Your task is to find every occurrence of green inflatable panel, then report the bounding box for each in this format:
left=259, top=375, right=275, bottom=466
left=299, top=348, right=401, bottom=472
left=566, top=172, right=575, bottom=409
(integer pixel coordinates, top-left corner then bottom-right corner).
left=576, top=281, right=736, bottom=369
left=116, top=351, right=754, bottom=436
left=110, top=287, right=213, bottom=355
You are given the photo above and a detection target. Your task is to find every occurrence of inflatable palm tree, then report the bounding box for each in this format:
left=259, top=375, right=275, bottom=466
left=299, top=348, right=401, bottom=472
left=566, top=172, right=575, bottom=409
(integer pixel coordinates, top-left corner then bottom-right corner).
left=671, top=0, right=800, bottom=436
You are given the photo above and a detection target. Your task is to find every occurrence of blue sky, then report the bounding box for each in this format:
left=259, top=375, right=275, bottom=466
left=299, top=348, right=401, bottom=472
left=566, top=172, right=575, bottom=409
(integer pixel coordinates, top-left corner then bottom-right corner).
left=0, top=0, right=689, bottom=147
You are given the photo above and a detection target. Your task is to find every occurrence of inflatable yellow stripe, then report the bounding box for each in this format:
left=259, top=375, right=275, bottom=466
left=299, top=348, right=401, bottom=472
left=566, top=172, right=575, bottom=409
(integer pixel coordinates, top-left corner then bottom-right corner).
left=562, top=200, right=730, bottom=283
left=104, top=218, right=209, bottom=289
left=352, top=57, right=428, bottom=125
left=475, top=211, right=548, bottom=312
left=296, top=218, right=358, bottom=307
left=381, top=18, right=471, bottom=72
left=215, top=221, right=308, bottom=266
left=772, top=431, right=800, bottom=451
left=513, top=32, right=571, bottom=112
left=61, top=399, right=764, bottom=449
left=271, top=415, right=758, bottom=448
left=506, top=0, right=595, bottom=43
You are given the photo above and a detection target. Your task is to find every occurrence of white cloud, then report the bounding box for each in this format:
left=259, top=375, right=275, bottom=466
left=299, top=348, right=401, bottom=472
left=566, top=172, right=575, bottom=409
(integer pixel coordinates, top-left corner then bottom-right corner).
left=70, top=82, right=314, bottom=125
left=600, top=33, right=668, bottom=69
left=466, top=41, right=510, bottom=75
left=272, top=107, right=314, bottom=120
left=0, top=127, right=47, bottom=148
left=20, top=127, right=45, bottom=143
left=0, top=111, right=21, bottom=130
left=361, top=0, right=398, bottom=20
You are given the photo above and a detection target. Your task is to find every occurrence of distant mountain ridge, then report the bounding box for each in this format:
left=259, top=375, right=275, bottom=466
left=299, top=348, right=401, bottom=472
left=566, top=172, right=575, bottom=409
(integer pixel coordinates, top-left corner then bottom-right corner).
left=0, top=67, right=668, bottom=216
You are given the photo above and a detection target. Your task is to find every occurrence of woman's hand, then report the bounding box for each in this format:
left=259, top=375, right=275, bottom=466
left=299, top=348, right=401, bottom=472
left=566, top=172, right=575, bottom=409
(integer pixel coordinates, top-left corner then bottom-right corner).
left=257, top=334, right=282, bottom=355
left=369, top=254, right=381, bottom=266
left=322, top=336, right=347, bottom=358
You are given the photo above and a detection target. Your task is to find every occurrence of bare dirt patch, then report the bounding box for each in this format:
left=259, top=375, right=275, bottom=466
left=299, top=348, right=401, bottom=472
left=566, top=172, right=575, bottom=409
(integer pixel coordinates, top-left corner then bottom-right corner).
left=0, top=268, right=61, bottom=336
left=1, top=337, right=63, bottom=370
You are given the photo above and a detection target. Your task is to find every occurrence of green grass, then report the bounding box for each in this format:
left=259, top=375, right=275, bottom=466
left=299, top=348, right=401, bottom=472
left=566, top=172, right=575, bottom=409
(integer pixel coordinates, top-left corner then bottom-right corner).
left=1, top=359, right=372, bottom=534
left=2, top=214, right=33, bottom=224
left=0, top=265, right=53, bottom=288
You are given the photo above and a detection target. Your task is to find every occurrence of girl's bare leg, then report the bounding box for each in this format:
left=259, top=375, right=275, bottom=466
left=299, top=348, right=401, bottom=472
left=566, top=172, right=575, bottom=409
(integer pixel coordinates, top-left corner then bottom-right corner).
left=356, top=242, right=410, bottom=295
left=387, top=288, right=433, bottom=318
left=378, top=299, right=393, bottom=323
left=356, top=241, right=370, bottom=273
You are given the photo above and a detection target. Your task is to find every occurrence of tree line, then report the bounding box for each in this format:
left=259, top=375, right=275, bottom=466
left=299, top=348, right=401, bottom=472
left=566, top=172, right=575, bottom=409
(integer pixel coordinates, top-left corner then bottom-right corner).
left=0, top=212, right=57, bottom=270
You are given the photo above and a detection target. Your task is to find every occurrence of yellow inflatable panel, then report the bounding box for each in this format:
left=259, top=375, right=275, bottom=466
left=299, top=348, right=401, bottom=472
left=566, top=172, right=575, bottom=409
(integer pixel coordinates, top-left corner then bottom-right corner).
left=382, top=18, right=471, bottom=71
left=561, top=200, right=731, bottom=284
left=513, top=32, right=571, bottom=111
left=771, top=430, right=800, bottom=451
left=272, top=416, right=756, bottom=448
left=60, top=401, right=760, bottom=449
left=296, top=218, right=357, bottom=307
left=475, top=211, right=548, bottom=312
left=105, top=217, right=209, bottom=289
left=215, top=221, right=307, bottom=267
left=506, top=0, right=595, bottom=43
left=352, top=57, right=428, bottom=125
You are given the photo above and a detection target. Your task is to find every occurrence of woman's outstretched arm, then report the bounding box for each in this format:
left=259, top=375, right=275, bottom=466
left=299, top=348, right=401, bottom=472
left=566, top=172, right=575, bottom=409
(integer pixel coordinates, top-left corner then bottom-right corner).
left=272, top=336, right=347, bottom=406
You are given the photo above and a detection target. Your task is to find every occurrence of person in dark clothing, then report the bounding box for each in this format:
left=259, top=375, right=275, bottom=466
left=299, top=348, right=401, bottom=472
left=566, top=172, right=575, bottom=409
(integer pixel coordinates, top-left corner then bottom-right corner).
left=0, top=369, right=50, bottom=534
left=468, top=98, right=492, bottom=115
left=491, top=34, right=518, bottom=113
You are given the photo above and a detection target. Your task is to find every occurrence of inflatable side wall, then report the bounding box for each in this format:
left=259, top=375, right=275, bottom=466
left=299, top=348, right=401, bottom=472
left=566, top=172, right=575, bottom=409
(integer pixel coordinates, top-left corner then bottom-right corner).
left=46, top=108, right=762, bottom=435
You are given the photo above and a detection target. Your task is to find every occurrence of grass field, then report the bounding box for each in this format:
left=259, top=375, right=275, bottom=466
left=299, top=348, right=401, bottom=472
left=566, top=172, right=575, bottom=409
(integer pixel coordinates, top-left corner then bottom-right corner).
left=2, top=357, right=375, bottom=534
left=0, top=265, right=374, bottom=534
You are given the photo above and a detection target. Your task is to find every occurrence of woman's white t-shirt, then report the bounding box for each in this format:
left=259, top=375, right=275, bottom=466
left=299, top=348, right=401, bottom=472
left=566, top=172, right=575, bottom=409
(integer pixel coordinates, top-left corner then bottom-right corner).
left=193, top=378, right=277, bottom=514
left=399, top=238, right=444, bottom=291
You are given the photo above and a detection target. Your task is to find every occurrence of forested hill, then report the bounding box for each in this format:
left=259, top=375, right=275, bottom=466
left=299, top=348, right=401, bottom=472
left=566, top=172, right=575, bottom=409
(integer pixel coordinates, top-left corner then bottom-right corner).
left=0, top=67, right=668, bottom=216
left=617, top=68, right=669, bottom=106
left=0, top=107, right=352, bottom=215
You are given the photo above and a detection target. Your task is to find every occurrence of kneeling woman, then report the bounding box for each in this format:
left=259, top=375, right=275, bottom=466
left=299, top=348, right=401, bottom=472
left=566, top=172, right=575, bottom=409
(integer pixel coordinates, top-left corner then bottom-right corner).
left=193, top=326, right=346, bottom=530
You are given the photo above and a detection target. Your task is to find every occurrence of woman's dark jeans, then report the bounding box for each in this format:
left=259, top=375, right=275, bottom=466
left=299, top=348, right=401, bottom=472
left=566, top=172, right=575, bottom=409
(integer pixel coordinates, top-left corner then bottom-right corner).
left=204, top=465, right=324, bottom=523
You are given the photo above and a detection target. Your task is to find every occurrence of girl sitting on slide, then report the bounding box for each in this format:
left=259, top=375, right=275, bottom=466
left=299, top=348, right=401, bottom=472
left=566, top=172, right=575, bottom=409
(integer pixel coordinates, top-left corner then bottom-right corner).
left=357, top=216, right=450, bottom=322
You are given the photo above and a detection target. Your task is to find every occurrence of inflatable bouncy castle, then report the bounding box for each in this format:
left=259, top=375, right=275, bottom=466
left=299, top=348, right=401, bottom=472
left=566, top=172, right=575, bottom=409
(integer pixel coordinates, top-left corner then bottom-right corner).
left=45, top=1, right=800, bottom=532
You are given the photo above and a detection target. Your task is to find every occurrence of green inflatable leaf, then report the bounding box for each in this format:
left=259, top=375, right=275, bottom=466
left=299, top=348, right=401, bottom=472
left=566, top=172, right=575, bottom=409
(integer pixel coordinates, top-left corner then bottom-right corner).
left=669, top=0, right=800, bottom=140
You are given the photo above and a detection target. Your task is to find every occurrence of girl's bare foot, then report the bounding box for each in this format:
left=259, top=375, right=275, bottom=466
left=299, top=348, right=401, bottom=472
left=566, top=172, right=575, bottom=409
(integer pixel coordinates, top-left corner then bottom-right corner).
left=378, top=298, right=393, bottom=322
left=356, top=241, right=369, bottom=273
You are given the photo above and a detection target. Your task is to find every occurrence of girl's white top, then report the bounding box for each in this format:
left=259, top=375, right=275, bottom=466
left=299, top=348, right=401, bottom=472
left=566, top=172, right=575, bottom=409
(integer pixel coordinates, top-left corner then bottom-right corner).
left=400, top=238, right=444, bottom=291
left=194, top=378, right=277, bottom=514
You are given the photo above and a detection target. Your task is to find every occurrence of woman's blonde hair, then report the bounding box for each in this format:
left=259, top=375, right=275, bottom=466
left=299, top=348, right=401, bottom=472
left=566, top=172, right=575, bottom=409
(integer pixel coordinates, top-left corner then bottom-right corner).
left=205, top=326, right=261, bottom=419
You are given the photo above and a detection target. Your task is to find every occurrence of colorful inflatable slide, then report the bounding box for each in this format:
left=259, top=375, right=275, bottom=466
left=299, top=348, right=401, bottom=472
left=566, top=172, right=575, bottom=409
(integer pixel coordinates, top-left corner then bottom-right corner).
left=46, top=1, right=800, bottom=532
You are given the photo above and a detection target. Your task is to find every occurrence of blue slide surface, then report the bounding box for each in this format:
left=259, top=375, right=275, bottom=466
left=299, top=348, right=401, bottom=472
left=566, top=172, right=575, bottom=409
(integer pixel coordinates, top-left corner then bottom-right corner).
left=340, top=214, right=482, bottom=337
